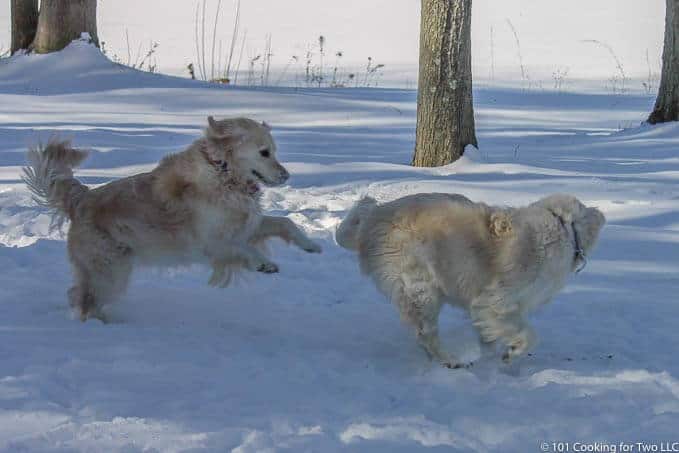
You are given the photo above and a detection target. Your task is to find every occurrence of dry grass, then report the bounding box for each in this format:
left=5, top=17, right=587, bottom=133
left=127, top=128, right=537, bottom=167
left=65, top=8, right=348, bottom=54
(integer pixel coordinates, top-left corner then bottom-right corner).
left=581, top=39, right=628, bottom=94
left=101, top=33, right=159, bottom=73
left=193, top=0, right=243, bottom=83
left=506, top=19, right=531, bottom=90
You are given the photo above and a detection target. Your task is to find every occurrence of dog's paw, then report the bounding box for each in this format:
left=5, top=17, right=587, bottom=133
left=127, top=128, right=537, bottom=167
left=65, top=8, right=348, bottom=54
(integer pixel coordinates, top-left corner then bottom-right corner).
left=502, top=329, right=535, bottom=363
left=501, top=346, right=524, bottom=364
left=257, top=262, right=279, bottom=274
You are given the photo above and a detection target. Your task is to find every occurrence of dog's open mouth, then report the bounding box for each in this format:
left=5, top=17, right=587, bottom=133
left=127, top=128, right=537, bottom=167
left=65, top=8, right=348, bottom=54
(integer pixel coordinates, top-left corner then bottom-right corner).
left=251, top=170, right=266, bottom=182
left=245, top=170, right=267, bottom=195
left=251, top=169, right=279, bottom=186
left=245, top=179, right=260, bottom=195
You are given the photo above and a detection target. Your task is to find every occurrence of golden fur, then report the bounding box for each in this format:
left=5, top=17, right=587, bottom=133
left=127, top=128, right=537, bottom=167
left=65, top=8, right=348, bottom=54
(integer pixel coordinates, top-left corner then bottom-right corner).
left=23, top=117, right=321, bottom=321
left=336, top=193, right=605, bottom=368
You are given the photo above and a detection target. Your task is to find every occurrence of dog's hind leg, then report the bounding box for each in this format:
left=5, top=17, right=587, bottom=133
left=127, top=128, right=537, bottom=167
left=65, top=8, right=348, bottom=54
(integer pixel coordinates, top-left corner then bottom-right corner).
left=395, top=282, right=467, bottom=369
left=68, top=277, right=96, bottom=322
left=68, top=234, right=133, bottom=322
left=69, top=258, right=132, bottom=322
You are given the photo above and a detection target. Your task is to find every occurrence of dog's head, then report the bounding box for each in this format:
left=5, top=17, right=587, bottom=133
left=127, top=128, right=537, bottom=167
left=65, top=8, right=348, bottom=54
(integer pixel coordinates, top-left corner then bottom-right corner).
left=205, top=116, right=289, bottom=186
left=533, top=194, right=606, bottom=256
left=335, top=196, right=378, bottom=251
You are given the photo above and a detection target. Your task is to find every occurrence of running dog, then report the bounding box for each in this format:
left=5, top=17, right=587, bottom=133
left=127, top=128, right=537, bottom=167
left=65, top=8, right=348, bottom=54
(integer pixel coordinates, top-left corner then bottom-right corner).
left=23, top=117, right=321, bottom=321
left=336, top=193, right=604, bottom=368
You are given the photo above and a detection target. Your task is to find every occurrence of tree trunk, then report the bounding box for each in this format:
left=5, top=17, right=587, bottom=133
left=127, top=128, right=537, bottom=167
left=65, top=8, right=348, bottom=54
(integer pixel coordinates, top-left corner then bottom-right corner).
left=412, top=0, right=477, bottom=167
left=10, top=0, right=39, bottom=54
left=31, top=0, right=99, bottom=54
left=649, top=0, right=679, bottom=124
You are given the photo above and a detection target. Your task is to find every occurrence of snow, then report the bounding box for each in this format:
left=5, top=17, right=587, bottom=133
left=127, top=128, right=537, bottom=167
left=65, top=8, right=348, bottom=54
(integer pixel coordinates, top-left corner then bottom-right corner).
left=1, top=41, right=679, bottom=452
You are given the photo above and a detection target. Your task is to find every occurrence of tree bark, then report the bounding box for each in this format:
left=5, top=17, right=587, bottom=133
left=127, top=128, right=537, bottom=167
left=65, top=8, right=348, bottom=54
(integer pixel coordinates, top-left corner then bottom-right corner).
left=412, top=0, right=477, bottom=167
left=649, top=0, right=679, bottom=124
left=10, top=0, right=39, bottom=54
left=31, top=0, right=99, bottom=54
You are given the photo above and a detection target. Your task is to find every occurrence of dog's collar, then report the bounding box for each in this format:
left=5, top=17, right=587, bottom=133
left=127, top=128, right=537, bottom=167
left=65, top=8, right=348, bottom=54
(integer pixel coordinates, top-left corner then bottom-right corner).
left=199, top=146, right=260, bottom=197
left=199, top=147, right=229, bottom=173
left=553, top=212, right=587, bottom=273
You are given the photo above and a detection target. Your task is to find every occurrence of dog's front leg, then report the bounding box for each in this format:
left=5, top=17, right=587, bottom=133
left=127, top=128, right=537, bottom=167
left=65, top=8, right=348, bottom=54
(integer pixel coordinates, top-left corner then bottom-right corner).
left=471, top=300, right=536, bottom=364
left=251, top=216, right=322, bottom=253
left=208, top=242, right=279, bottom=283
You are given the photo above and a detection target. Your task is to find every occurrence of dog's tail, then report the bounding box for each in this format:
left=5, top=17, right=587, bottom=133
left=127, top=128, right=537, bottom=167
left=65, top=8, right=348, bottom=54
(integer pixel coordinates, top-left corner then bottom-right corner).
left=22, top=140, right=89, bottom=231
left=336, top=196, right=377, bottom=251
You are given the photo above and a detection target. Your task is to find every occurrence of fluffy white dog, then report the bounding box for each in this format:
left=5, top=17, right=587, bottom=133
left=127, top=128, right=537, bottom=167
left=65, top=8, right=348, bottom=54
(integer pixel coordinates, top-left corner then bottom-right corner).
left=23, top=117, right=321, bottom=321
left=336, top=193, right=605, bottom=368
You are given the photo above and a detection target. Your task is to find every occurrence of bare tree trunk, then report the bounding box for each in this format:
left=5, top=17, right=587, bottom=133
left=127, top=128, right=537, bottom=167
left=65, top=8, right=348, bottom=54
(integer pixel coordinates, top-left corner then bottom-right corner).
left=32, top=0, right=99, bottom=54
left=10, top=0, right=39, bottom=54
left=649, top=0, right=679, bottom=124
left=412, top=0, right=477, bottom=167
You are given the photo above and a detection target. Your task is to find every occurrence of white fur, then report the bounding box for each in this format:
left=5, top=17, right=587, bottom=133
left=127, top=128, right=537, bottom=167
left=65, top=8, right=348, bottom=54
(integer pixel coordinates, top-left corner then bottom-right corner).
left=336, top=193, right=606, bottom=368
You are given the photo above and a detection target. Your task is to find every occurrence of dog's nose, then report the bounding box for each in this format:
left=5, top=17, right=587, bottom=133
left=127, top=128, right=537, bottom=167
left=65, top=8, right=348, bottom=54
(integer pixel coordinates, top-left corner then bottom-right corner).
left=279, top=168, right=290, bottom=183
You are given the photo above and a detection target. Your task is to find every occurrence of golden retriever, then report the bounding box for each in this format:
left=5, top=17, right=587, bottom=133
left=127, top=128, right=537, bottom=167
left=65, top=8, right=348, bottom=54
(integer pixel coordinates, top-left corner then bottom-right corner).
left=336, top=193, right=605, bottom=368
left=23, top=117, right=321, bottom=321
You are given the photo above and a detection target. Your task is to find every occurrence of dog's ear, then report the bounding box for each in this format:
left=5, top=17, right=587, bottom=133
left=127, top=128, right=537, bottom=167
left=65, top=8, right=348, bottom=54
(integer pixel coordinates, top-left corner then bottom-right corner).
left=208, top=116, right=219, bottom=131
left=535, top=194, right=606, bottom=253
left=573, top=207, right=606, bottom=254
left=206, top=116, right=247, bottom=143
left=533, top=194, right=582, bottom=223
left=261, top=121, right=272, bottom=131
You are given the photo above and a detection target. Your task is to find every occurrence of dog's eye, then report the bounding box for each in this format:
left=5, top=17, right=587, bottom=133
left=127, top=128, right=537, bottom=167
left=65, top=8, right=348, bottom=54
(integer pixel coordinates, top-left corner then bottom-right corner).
left=259, top=149, right=270, bottom=158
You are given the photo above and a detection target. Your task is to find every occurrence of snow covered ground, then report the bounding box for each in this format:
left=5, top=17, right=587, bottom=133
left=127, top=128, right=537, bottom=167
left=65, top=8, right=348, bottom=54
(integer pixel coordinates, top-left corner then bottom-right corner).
left=1, top=42, right=678, bottom=452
